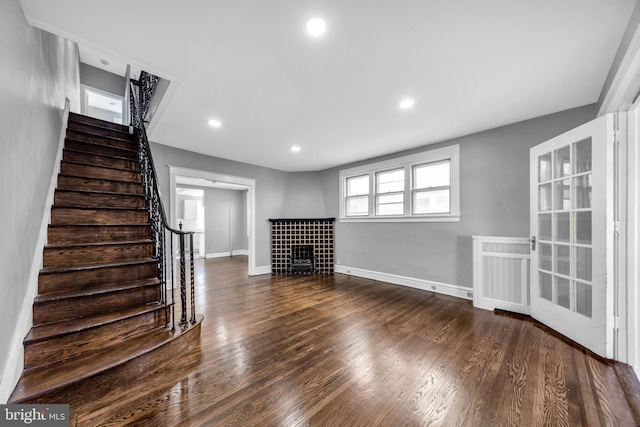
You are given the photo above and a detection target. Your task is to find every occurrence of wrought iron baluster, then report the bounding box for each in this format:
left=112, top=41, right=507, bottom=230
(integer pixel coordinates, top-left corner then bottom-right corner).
left=190, top=233, right=195, bottom=324
left=129, top=70, right=196, bottom=334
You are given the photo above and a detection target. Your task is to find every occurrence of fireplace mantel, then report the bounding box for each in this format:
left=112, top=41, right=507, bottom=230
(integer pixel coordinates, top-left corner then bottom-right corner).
left=268, top=218, right=335, bottom=223
left=269, top=218, right=335, bottom=274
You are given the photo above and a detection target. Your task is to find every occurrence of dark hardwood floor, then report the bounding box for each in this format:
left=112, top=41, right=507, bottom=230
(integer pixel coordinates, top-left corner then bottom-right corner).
left=67, top=256, right=636, bottom=426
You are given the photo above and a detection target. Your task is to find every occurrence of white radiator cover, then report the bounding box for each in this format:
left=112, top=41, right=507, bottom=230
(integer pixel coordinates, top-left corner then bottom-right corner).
left=472, top=236, right=531, bottom=314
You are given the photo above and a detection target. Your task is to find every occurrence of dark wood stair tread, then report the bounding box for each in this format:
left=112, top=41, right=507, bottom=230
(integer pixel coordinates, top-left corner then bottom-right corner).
left=69, top=112, right=130, bottom=133
left=45, top=239, right=152, bottom=250
left=25, top=302, right=166, bottom=344
left=57, top=174, right=144, bottom=191
left=67, top=122, right=133, bottom=140
left=64, top=147, right=137, bottom=162
left=9, top=321, right=203, bottom=403
left=34, top=278, right=160, bottom=304
left=53, top=204, right=147, bottom=209
left=61, top=159, right=140, bottom=174
left=40, top=258, right=157, bottom=275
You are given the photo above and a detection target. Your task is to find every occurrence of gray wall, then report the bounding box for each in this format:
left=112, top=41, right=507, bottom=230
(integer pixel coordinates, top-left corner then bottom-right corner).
left=205, top=188, right=248, bottom=254
left=320, top=104, right=598, bottom=288
left=0, top=0, right=79, bottom=382
left=280, top=172, right=327, bottom=218
left=79, top=62, right=125, bottom=96
left=149, top=142, right=290, bottom=268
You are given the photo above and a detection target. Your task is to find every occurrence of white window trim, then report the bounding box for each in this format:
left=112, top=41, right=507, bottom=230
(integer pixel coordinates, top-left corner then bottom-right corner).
left=339, top=144, right=460, bottom=223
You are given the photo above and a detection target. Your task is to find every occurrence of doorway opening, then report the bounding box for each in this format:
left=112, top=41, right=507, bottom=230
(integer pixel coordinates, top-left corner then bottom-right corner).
left=169, top=166, right=257, bottom=276
left=81, top=85, right=124, bottom=124
left=176, top=187, right=205, bottom=258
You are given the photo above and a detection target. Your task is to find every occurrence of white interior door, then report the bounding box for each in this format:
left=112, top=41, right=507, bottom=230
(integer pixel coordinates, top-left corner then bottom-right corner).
left=530, top=114, right=615, bottom=358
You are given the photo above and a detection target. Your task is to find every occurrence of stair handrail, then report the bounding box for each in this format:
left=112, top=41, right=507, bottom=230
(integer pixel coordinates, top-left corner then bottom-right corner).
left=129, top=71, right=196, bottom=331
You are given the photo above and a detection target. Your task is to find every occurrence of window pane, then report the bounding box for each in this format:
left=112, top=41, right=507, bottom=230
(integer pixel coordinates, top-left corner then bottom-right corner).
left=346, top=196, right=368, bottom=216
left=555, top=146, right=570, bottom=179
left=556, top=213, right=570, bottom=242
left=554, top=179, right=570, bottom=211
left=540, top=272, right=552, bottom=301
left=555, top=245, right=570, bottom=276
left=347, top=175, right=369, bottom=196
left=539, top=184, right=552, bottom=211
left=557, top=277, right=571, bottom=310
left=574, top=212, right=591, bottom=244
left=575, top=247, right=592, bottom=282
left=576, top=282, right=592, bottom=318
left=539, top=153, right=552, bottom=183
left=413, top=189, right=450, bottom=214
left=377, top=169, right=404, bottom=193
left=377, top=193, right=403, bottom=215
left=539, top=243, right=552, bottom=272
left=573, top=174, right=592, bottom=209
left=414, top=161, right=450, bottom=189
left=574, top=138, right=592, bottom=174
left=539, top=214, right=551, bottom=241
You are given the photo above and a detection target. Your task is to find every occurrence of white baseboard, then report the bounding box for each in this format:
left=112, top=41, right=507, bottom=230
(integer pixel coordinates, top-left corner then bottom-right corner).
left=252, top=265, right=272, bottom=276
left=205, top=250, right=249, bottom=258
left=334, top=265, right=473, bottom=300
left=206, top=252, right=231, bottom=258
left=0, top=102, right=70, bottom=403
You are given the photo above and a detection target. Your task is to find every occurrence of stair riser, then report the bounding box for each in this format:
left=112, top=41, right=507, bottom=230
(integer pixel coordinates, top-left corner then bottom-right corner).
left=48, top=225, right=151, bottom=245
left=63, top=150, right=139, bottom=171
left=43, top=243, right=154, bottom=268
left=39, top=263, right=157, bottom=295
left=69, top=113, right=129, bottom=133
left=33, top=287, right=161, bottom=325
left=57, top=176, right=143, bottom=195
left=65, top=130, right=135, bottom=151
left=51, top=208, right=148, bottom=225
left=67, top=121, right=131, bottom=140
left=60, top=162, right=141, bottom=183
left=65, top=139, right=137, bottom=160
left=9, top=319, right=201, bottom=405
left=54, top=191, right=145, bottom=209
left=24, top=310, right=165, bottom=370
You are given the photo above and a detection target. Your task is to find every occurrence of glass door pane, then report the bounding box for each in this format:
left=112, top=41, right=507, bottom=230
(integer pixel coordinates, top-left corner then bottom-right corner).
left=535, top=138, right=593, bottom=318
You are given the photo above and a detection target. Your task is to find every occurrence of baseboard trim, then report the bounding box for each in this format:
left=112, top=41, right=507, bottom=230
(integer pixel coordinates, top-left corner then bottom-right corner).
left=0, top=102, right=70, bottom=403
left=206, top=252, right=231, bottom=258
left=335, top=265, right=473, bottom=300
left=252, top=265, right=272, bottom=276
left=205, top=250, right=249, bottom=259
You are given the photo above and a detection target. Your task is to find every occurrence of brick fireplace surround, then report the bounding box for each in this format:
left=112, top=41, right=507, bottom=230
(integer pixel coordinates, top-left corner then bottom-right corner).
left=269, top=218, right=335, bottom=274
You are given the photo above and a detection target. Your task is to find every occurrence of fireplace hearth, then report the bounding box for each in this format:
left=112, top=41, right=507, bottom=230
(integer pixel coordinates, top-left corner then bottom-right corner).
left=269, top=218, right=335, bottom=274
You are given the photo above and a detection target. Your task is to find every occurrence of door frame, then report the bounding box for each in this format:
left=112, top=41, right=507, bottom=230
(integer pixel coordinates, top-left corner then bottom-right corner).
left=169, top=166, right=257, bottom=276
left=598, top=9, right=640, bottom=371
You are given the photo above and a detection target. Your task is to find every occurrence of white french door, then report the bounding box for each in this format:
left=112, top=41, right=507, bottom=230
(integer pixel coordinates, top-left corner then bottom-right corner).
left=530, top=114, right=615, bottom=358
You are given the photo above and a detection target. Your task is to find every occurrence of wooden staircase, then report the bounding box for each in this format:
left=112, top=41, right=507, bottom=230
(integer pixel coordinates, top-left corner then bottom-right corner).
left=9, top=113, right=201, bottom=404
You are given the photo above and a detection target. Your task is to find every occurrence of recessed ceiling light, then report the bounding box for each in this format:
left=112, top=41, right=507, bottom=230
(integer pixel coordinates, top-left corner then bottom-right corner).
left=291, top=145, right=301, bottom=153
left=208, top=119, right=222, bottom=128
left=306, top=18, right=326, bottom=37
left=399, top=99, right=415, bottom=110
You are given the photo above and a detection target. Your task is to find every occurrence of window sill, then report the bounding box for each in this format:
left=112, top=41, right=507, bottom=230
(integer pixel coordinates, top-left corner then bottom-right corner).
left=339, top=215, right=461, bottom=223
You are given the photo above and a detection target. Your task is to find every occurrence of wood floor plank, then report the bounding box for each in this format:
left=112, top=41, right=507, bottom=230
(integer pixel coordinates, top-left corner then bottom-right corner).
left=49, top=256, right=638, bottom=426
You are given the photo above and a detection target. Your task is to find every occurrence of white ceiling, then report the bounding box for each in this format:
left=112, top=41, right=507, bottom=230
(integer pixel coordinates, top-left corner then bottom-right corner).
left=19, top=0, right=637, bottom=172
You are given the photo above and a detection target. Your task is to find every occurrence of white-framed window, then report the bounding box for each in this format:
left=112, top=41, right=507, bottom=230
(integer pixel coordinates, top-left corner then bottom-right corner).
left=339, top=145, right=460, bottom=222
left=345, top=174, right=369, bottom=216
left=376, top=168, right=405, bottom=215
